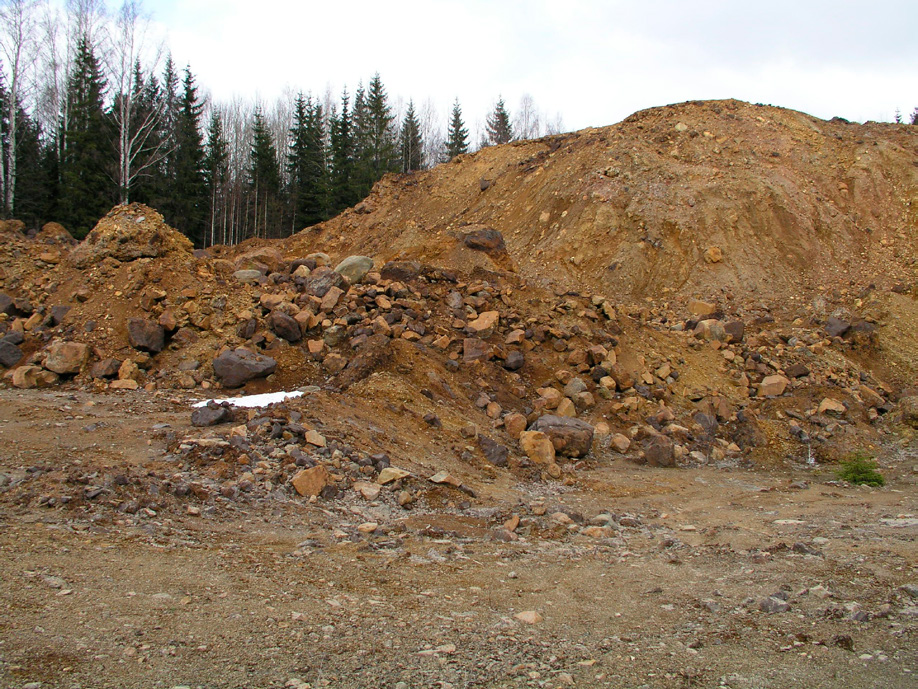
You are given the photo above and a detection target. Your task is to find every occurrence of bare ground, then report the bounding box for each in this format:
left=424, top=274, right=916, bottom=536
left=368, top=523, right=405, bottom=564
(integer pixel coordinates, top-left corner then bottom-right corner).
left=1, top=389, right=915, bottom=689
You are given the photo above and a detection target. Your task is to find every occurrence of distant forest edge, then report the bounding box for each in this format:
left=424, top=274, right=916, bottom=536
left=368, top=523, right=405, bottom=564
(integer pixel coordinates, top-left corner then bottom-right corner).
left=0, top=0, right=567, bottom=247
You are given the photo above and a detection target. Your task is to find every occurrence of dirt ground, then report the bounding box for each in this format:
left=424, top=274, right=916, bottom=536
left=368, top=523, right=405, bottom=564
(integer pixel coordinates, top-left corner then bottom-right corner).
left=1, top=389, right=915, bottom=689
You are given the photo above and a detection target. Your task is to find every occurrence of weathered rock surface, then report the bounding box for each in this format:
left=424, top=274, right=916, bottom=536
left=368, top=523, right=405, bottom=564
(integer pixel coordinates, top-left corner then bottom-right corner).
left=127, top=318, right=165, bottom=353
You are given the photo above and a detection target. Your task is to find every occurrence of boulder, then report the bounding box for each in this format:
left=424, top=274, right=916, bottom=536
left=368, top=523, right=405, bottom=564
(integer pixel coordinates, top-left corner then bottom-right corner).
left=268, top=310, right=301, bottom=342
left=818, top=398, right=846, bottom=415
left=467, top=311, right=499, bottom=338
left=688, top=300, right=717, bottom=317
left=504, top=412, right=528, bottom=440
left=478, top=435, right=509, bottom=467
left=784, top=363, right=810, bottom=379
left=332, top=334, right=390, bottom=390
left=12, top=365, right=58, bottom=389
left=44, top=341, right=89, bottom=375
left=519, top=431, right=556, bottom=465
left=212, top=348, right=277, bottom=388
left=644, top=435, right=675, bottom=467
left=303, top=267, right=349, bottom=298
left=291, top=465, right=330, bottom=497
left=723, top=320, right=745, bottom=343
left=0, top=340, right=23, bottom=368
left=0, top=293, right=15, bottom=316
left=824, top=317, right=850, bottom=338
left=529, top=415, right=595, bottom=458
left=694, top=319, right=726, bottom=342
left=380, top=260, right=423, bottom=281
left=49, top=305, right=71, bottom=326
left=463, top=228, right=506, bottom=252
left=758, top=374, right=789, bottom=397
left=233, top=269, right=263, bottom=283
left=462, top=337, right=490, bottom=363
left=191, top=402, right=234, bottom=427
left=91, top=358, right=122, bottom=379
left=234, top=246, right=285, bottom=273
left=333, top=255, right=374, bottom=284
left=70, top=203, right=193, bottom=268
left=127, top=318, right=165, bottom=353
left=503, top=350, right=525, bottom=371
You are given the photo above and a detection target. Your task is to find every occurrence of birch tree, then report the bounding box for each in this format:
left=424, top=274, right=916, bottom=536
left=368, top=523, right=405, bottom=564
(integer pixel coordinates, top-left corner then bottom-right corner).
left=0, top=0, right=39, bottom=214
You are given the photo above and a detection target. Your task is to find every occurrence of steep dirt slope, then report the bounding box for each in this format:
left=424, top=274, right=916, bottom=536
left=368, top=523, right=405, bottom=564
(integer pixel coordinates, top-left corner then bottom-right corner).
left=289, top=99, right=918, bottom=307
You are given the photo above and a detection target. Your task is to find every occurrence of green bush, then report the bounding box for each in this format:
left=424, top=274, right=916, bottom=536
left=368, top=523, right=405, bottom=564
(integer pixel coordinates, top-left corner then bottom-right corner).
left=836, top=453, right=885, bottom=487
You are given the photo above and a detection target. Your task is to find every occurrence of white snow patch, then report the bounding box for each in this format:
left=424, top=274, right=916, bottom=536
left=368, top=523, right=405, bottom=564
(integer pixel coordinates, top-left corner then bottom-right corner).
left=192, top=390, right=303, bottom=409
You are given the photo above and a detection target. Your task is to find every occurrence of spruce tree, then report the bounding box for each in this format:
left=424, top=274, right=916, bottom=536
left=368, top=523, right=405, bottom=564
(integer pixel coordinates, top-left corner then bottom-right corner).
left=444, top=99, right=469, bottom=160
left=911, top=107, right=918, bottom=125
left=399, top=100, right=423, bottom=173
left=485, top=97, right=513, bottom=146
left=203, top=111, right=228, bottom=246
left=248, top=107, right=281, bottom=238
left=329, top=88, right=357, bottom=214
left=169, top=66, right=207, bottom=246
left=288, top=93, right=328, bottom=229
left=59, top=37, right=113, bottom=238
left=355, top=73, right=396, bottom=195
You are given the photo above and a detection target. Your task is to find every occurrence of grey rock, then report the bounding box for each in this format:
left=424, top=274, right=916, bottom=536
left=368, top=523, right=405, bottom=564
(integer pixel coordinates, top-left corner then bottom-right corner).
left=503, top=350, right=525, bottom=371
left=563, top=377, right=588, bottom=398
left=212, top=348, right=277, bottom=388
left=478, top=435, right=509, bottom=467
left=334, top=255, right=374, bottom=284
left=268, top=310, right=301, bottom=342
left=463, top=228, right=506, bottom=252
left=0, top=340, right=23, bottom=367
left=759, top=596, right=791, bottom=613
left=234, top=269, right=263, bottom=283
left=127, top=318, right=165, bottom=353
left=825, top=317, right=850, bottom=338
left=303, top=266, right=350, bottom=298
left=191, top=402, right=234, bottom=427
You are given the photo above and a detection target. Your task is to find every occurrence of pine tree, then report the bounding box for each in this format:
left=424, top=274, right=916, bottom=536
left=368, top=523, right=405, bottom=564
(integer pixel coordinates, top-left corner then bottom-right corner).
left=329, top=88, right=357, bottom=214
left=248, top=106, right=281, bottom=238
left=444, top=99, right=469, bottom=160
left=485, top=97, right=513, bottom=146
left=169, top=66, right=207, bottom=246
left=399, top=100, right=423, bottom=173
left=203, top=111, right=228, bottom=246
left=59, top=37, right=113, bottom=238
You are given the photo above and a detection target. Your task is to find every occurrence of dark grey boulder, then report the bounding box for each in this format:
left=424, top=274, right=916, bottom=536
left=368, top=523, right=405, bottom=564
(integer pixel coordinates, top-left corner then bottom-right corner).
left=127, top=318, right=165, bottom=353
left=212, top=348, right=277, bottom=388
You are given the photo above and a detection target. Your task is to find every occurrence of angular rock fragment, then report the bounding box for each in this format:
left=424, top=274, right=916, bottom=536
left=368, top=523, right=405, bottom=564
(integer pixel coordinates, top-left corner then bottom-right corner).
left=127, top=318, right=165, bottom=353
left=529, top=415, right=595, bottom=458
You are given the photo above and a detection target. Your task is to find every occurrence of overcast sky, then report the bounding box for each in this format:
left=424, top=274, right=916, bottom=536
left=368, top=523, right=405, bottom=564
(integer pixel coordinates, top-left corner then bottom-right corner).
left=146, top=0, right=918, bottom=133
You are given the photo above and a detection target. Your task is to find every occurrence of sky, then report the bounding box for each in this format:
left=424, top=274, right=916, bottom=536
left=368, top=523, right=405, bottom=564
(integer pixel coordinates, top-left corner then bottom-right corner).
left=139, top=0, right=917, bottom=133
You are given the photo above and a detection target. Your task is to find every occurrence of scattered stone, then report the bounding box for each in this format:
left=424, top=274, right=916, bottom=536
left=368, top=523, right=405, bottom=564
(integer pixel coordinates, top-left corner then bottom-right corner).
left=704, top=246, right=723, bottom=263
left=291, top=465, right=330, bottom=497
left=785, top=363, right=810, bottom=379
left=378, top=467, right=411, bottom=484
left=233, top=269, right=263, bottom=283
left=611, top=433, right=631, bottom=453
left=514, top=610, right=543, bottom=625
left=688, top=299, right=717, bottom=317
left=759, top=596, right=791, bottom=614
left=353, top=482, right=381, bottom=500
left=758, top=374, right=789, bottom=397
left=824, top=317, right=850, bottom=338
left=467, top=311, right=500, bottom=338
left=12, top=365, right=58, bottom=389
left=818, top=398, right=846, bottom=415
left=504, top=412, right=528, bottom=440
left=269, top=310, right=302, bottom=342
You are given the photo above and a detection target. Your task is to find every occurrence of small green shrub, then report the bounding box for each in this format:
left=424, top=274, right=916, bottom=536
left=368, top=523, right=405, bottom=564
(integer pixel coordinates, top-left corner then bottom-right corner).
left=836, top=453, right=885, bottom=487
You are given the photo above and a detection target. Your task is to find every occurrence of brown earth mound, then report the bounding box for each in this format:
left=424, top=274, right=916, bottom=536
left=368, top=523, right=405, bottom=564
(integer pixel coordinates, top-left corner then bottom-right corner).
left=69, top=203, right=193, bottom=268
left=288, top=99, right=917, bottom=306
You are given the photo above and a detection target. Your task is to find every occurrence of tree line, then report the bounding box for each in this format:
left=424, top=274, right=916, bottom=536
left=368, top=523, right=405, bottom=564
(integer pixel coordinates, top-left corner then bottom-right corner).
left=0, top=0, right=564, bottom=246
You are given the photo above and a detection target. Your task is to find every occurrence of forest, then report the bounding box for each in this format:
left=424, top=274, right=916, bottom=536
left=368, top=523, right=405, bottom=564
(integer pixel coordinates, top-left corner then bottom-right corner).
left=0, top=0, right=563, bottom=246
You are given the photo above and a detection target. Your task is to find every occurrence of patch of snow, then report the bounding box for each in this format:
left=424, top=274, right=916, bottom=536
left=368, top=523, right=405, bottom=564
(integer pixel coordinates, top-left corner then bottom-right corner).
left=192, top=390, right=303, bottom=409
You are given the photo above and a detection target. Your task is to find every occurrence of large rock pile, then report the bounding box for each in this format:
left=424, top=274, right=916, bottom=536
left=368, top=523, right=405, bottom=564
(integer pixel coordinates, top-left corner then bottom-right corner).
left=69, top=203, right=193, bottom=268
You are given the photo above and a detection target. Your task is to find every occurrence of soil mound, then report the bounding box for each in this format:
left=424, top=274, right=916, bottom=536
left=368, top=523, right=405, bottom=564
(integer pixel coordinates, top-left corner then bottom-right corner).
left=69, top=203, right=193, bottom=268
left=288, top=99, right=917, bottom=306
